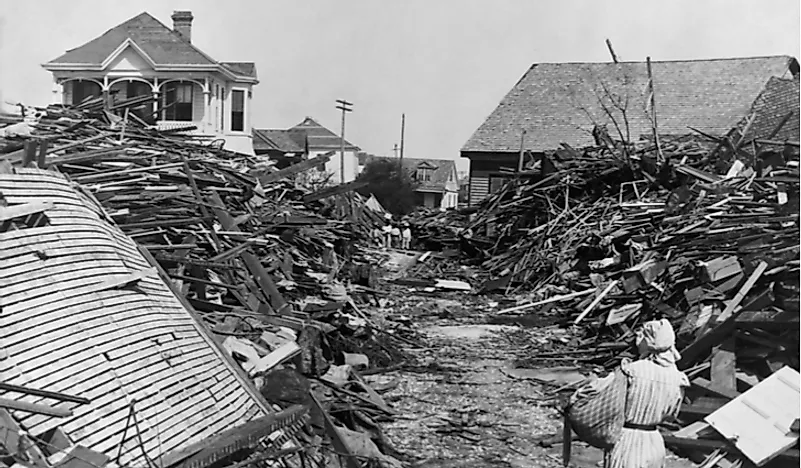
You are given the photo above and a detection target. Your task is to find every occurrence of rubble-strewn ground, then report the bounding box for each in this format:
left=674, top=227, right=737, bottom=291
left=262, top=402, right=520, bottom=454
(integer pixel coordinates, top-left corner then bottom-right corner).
left=363, top=291, right=698, bottom=468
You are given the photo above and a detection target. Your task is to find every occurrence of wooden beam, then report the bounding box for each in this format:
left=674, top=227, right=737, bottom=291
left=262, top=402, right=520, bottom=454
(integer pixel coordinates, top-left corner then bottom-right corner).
left=138, top=246, right=275, bottom=417
left=36, top=140, right=49, bottom=168
left=0, top=383, right=90, bottom=405
left=308, top=391, right=362, bottom=468
left=717, top=261, right=768, bottom=322
left=302, top=179, right=370, bottom=203
left=0, top=397, right=72, bottom=417
left=258, top=152, right=333, bottom=185
left=22, top=140, right=38, bottom=167
left=208, top=192, right=290, bottom=314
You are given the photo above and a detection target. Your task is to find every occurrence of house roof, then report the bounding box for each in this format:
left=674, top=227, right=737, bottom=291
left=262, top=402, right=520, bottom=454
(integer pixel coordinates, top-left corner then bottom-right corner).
left=362, top=155, right=457, bottom=192
left=741, top=76, right=800, bottom=142
left=221, top=62, right=258, bottom=79
left=288, top=117, right=360, bottom=151
left=252, top=129, right=305, bottom=153
left=43, top=12, right=257, bottom=80
left=462, top=56, right=799, bottom=153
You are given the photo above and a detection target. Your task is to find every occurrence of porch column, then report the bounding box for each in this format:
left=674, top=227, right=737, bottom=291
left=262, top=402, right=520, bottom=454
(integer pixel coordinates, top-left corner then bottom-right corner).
left=152, top=77, right=160, bottom=124
left=102, top=76, right=111, bottom=110
left=203, top=77, right=211, bottom=134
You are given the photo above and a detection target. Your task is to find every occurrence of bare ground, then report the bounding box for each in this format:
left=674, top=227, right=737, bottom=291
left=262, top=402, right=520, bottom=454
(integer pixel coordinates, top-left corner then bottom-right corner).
left=362, top=292, right=696, bottom=468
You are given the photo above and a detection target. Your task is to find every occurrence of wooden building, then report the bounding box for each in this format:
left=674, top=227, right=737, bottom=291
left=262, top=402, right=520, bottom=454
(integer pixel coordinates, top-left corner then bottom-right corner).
left=461, top=55, right=800, bottom=206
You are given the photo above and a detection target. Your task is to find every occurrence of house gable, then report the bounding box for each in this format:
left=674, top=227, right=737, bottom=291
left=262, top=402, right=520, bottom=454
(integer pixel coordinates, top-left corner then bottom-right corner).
left=105, top=41, right=155, bottom=72
left=289, top=117, right=360, bottom=151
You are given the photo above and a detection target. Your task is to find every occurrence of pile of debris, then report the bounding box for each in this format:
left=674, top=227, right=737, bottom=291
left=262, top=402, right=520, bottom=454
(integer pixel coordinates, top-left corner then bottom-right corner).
left=0, top=103, right=409, bottom=467
left=411, top=128, right=800, bottom=465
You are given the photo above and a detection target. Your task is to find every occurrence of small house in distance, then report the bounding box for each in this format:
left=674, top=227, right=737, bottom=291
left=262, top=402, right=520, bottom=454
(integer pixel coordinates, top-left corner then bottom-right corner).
left=253, top=117, right=361, bottom=184
left=358, top=155, right=460, bottom=209
left=460, top=55, right=800, bottom=206
left=42, top=11, right=259, bottom=155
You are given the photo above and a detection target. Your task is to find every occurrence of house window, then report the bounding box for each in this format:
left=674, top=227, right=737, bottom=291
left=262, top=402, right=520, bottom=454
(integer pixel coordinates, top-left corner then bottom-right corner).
left=231, top=90, right=245, bottom=132
left=417, top=167, right=432, bottom=182
left=72, top=81, right=101, bottom=106
left=164, top=83, right=193, bottom=121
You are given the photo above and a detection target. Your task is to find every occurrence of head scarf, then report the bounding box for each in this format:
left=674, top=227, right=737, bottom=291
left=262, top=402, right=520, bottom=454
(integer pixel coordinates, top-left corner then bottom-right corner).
left=635, top=319, right=681, bottom=367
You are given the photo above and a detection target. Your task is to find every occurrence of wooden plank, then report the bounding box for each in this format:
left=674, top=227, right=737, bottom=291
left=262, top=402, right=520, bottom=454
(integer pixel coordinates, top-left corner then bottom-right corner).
left=0, top=202, right=53, bottom=223
left=716, top=261, right=768, bottom=323
left=574, top=280, right=618, bottom=324
left=710, top=337, right=736, bottom=393
left=692, top=377, right=741, bottom=400
left=208, top=192, right=289, bottom=314
left=93, top=267, right=157, bottom=291
left=705, top=366, right=801, bottom=466
left=36, top=140, right=48, bottom=169
left=664, top=436, right=800, bottom=462
left=22, top=141, right=38, bottom=167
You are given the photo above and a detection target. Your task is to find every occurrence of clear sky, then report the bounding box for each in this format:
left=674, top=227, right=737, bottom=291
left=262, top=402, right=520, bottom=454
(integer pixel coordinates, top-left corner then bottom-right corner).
left=1, top=1, right=799, bottom=172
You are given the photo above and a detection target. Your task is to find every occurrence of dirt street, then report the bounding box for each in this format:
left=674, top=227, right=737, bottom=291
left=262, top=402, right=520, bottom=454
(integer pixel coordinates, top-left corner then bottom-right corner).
left=363, top=291, right=697, bottom=468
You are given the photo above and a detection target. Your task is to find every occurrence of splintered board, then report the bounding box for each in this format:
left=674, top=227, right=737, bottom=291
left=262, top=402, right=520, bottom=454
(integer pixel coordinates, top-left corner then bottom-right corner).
left=0, top=170, right=270, bottom=466
left=705, top=366, right=801, bottom=466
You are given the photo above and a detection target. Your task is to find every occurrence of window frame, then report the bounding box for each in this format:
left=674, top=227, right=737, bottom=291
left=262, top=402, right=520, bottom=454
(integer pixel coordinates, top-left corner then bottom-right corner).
left=230, top=88, right=246, bottom=133
left=163, top=82, right=194, bottom=122
left=72, top=81, right=101, bottom=106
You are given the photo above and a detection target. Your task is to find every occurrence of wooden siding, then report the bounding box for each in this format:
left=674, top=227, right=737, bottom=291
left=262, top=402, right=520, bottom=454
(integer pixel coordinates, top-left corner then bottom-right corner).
left=0, top=169, right=268, bottom=466
left=468, top=172, right=489, bottom=207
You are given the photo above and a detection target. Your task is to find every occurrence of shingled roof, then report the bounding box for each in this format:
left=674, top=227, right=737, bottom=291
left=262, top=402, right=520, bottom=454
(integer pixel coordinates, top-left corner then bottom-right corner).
left=43, top=12, right=257, bottom=80
left=288, top=117, right=360, bottom=152
left=741, top=76, right=800, bottom=142
left=252, top=129, right=305, bottom=153
left=462, top=56, right=799, bottom=153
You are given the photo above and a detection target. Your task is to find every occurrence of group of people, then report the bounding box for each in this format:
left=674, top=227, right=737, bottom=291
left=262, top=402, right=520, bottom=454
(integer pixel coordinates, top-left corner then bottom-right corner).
left=374, top=221, right=412, bottom=250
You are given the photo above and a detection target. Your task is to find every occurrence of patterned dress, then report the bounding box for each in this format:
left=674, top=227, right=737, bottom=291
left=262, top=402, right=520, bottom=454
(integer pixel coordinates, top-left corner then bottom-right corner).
left=604, top=359, right=689, bottom=468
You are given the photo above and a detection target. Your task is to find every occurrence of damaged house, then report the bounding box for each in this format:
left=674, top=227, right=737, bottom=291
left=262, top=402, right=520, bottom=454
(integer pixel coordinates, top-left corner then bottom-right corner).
left=460, top=55, right=800, bottom=206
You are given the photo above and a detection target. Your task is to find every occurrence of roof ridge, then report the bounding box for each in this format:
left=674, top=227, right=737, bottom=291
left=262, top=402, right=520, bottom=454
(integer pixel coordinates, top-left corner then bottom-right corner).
left=524, top=55, right=795, bottom=66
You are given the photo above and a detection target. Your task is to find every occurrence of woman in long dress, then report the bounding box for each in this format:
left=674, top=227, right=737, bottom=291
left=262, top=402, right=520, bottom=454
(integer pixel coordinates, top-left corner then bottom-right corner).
left=605, top=319, right=690, bottom=468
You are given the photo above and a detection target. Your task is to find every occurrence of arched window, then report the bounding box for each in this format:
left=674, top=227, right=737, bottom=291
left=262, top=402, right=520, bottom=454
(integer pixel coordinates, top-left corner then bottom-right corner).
left=72, top=81, right=102, bottom=106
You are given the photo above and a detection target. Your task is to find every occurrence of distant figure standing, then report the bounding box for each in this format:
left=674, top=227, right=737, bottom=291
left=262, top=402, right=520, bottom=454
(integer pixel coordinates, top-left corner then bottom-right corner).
left=390, top=224, right=401, bottom=249
left=372, top=226, right=383, bottom=246
left=401, top=223, right=412, bottom=250
left=382, top=223, right=392, bottom=249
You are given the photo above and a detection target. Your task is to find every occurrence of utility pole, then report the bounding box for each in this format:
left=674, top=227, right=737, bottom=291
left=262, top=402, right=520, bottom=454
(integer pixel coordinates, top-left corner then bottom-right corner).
left=605, top=38, right=619, bottom=63
left=399, top=113, right=405, bottom=169
left=335, top=99, right=353, bottom=183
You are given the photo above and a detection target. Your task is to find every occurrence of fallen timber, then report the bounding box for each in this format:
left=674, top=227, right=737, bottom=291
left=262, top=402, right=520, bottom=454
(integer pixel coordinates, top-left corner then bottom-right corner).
left=0, top=103, right=408, bottom=468
left=410, top=128, right=800, bottom=466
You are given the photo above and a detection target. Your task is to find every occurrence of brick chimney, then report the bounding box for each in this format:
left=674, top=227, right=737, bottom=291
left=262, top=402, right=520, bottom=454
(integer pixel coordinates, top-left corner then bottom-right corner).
left=171, top=11, right=194, bottom=42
